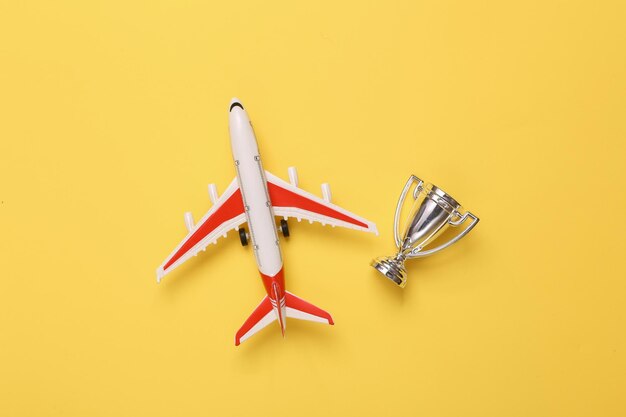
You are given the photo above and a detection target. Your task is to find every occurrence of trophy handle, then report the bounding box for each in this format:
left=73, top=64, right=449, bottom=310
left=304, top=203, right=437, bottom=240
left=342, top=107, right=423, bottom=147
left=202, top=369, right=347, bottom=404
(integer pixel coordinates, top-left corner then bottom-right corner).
left=394, top=175, right=424, bottom=248
left=408, top=211, right=479, bottom=258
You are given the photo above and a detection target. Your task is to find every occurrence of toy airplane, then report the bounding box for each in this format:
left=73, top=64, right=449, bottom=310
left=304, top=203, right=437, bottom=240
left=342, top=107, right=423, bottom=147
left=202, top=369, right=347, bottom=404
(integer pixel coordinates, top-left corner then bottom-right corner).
left=157, top=98, right=377, bottom=345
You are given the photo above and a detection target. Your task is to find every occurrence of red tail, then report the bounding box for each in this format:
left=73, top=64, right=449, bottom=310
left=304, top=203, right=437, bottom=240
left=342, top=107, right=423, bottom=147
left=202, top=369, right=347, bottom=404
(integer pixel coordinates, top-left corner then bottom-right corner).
left=285, top=292, right=334, bottom=324
left=235, top=291, right=333, bottom=346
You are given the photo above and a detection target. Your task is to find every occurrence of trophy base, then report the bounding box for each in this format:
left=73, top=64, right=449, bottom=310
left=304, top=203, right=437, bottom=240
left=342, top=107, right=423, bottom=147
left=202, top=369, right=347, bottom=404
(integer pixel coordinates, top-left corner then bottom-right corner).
left=371, top=256, right=407, bottom=288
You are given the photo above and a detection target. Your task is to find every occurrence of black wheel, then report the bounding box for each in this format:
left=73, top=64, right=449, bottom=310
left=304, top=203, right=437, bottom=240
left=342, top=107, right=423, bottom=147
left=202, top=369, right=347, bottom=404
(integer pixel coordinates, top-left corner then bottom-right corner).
left=239, top=228, right=248, bottom=246
left=280, top=219, right=290, bottom=237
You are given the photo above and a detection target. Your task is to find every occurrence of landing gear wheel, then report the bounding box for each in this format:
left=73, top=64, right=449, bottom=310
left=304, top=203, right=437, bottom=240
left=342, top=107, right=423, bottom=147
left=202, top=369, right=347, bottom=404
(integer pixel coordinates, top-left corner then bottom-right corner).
left=280, top=219, right=290, bottom=237
left=239, top=228, right=248, bottom=246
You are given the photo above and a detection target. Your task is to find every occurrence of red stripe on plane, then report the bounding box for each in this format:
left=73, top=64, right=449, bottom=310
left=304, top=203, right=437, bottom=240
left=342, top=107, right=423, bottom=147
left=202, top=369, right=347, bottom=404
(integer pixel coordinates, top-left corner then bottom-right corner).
left=235, top=296, right=272, bottom=346
left=267, top=182, right=368, bottom=228
left=163, top=189, right=244, bottom=271
left=260, top=267, right=286, bottom=299
left=285, top=293, right=334, bottom=325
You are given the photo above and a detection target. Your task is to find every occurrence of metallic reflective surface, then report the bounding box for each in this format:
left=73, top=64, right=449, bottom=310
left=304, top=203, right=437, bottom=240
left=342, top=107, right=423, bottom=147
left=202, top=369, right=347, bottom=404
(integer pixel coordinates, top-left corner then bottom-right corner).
left=371, top=255, right=408, bottom=288
left=372, top=175, right=479, bottom=287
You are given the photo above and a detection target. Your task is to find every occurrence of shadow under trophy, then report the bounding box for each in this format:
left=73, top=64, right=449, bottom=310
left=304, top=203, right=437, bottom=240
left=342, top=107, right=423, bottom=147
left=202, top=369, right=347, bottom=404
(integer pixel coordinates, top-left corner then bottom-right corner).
left=371, top=175, right=479, bottom=288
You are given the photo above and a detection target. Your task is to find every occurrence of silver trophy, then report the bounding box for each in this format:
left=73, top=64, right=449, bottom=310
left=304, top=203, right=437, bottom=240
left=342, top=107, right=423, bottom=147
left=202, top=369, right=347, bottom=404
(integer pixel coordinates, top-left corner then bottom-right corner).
left=372, top=175, right=479, bottom=288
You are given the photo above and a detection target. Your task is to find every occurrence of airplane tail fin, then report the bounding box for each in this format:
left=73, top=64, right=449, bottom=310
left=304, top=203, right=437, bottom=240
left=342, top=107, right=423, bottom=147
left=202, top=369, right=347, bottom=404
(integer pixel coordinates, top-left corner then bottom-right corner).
left=235, top=292, right=334, bottom=346
left=285, top=291, right=334, bottom=325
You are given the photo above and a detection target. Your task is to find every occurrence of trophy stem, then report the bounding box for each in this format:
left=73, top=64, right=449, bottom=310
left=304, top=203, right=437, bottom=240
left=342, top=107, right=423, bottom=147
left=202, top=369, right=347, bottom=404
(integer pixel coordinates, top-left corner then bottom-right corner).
left=371, top=253, right=408, bottom=288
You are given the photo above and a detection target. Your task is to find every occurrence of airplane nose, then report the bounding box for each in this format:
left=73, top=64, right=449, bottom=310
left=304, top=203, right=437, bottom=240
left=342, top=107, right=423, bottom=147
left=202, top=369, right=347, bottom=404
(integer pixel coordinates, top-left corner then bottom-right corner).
left=229, top=98, right=244, bottom=112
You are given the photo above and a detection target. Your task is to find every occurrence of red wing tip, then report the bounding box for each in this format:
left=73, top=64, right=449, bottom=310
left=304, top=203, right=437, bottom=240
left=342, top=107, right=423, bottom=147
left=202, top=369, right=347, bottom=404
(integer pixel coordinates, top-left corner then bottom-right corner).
left=235, top=332, right=243, bottom=346
left=328, top=317, right=335, bottom=325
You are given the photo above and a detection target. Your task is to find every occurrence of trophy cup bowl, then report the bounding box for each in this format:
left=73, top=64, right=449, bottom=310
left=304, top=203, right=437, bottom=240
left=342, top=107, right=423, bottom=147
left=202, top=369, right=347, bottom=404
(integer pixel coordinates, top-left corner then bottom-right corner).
left=372, top=175, right=479, bottom=288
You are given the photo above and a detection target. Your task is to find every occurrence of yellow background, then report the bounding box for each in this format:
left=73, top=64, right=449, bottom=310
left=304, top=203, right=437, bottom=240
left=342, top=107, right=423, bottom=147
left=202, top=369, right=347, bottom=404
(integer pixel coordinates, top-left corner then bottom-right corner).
left=1, top=1, right=625, bottom=416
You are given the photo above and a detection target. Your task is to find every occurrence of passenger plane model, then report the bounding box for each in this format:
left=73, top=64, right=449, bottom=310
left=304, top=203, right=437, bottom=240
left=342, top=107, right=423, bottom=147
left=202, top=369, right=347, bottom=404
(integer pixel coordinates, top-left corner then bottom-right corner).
left=157, top=98, right=377, bottom=345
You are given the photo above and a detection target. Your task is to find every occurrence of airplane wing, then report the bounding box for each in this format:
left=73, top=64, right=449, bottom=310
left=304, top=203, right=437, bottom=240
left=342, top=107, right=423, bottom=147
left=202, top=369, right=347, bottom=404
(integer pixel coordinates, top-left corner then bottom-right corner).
left=265, top=170, right=378, bottom=235
left=156, top=178, right=246, bottom=282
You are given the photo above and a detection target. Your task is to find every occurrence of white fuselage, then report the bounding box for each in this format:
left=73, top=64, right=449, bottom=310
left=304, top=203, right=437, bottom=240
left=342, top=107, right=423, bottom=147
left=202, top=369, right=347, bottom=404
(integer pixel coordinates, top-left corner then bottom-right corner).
left=228, top=102, right=283, bottom=278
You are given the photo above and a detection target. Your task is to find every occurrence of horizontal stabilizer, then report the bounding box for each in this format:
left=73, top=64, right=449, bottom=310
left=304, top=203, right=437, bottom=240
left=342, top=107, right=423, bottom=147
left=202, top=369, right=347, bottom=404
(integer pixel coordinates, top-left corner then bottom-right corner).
left=285, top=292, right=334, bottom=325
left=235, top=292, right=334, bottom=345
left=235, top=296, right=276, bottom=346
